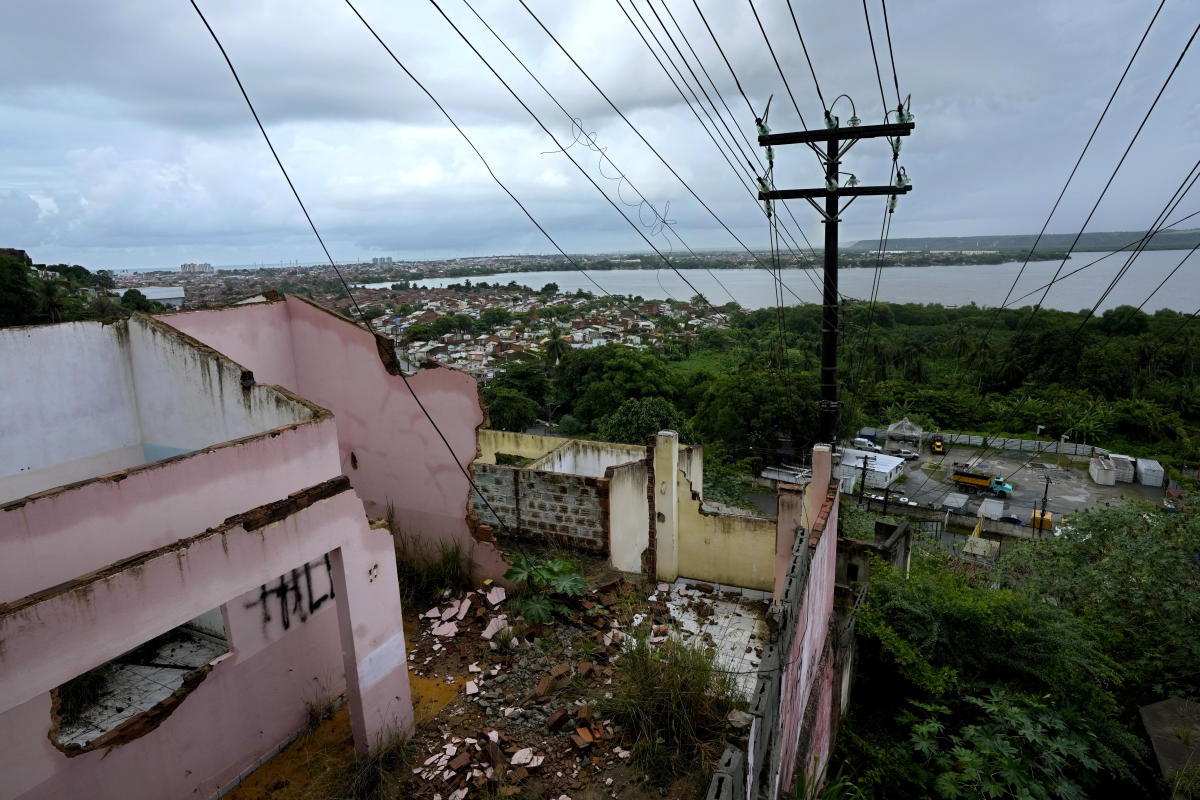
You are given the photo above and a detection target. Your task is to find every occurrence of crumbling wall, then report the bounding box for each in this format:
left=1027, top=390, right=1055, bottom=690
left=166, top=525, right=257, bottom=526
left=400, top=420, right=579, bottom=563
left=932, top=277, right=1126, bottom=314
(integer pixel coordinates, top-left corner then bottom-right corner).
left=530, top=440, right=646, bottom=479
left=471, top=464, right=609, bottom=553
left=0, top=412, right=341, bottom=606
left=676, top=472, right=775, bottom=592
left=158, top=296, right=508, bottom=580
left=606, top=460, right=650, bottom=573
left=0, top=483, right=410, bottom=800
left=709, top=478, right=840, bottom=800
left=0, top=322, right=140, bottom=492
left=475, top=430, right=565, bottom=464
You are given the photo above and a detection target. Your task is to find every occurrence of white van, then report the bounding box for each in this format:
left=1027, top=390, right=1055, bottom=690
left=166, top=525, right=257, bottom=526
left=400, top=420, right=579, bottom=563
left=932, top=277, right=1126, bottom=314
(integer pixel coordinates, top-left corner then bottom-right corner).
left=851, top=437, right=883, bottom=452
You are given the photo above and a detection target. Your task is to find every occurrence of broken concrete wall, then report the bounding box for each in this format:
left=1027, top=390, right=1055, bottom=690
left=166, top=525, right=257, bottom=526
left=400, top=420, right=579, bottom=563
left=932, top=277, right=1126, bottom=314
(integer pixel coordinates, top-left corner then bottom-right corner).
left=471, top=463, right=609, bottom=553
left=475, top=429, right=566, bottom=464
left=471, top=464, right=610, bottom=552
left=530, top=440, right=645, bottom=479
left=715, top=455, right=840, bottom=800
left=159, top=297, right=507, bottom=580
left=0, top=317, right=315, bottom=504
left=606, top=459, right=650, bottom=574
left=677, top=444, right=703, bottom=495
left=676, top=472, right=775, bottom=592
left=0, top=322, right=140, bottom=494
left=1, top=415, right=342, bottom=605
left=0, top=485, right=410, bottom=800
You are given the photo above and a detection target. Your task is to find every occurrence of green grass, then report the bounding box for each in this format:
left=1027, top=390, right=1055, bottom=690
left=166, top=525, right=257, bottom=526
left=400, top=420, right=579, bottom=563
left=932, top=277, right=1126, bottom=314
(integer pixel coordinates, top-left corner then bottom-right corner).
left=390, top=510, right=474, bottom=610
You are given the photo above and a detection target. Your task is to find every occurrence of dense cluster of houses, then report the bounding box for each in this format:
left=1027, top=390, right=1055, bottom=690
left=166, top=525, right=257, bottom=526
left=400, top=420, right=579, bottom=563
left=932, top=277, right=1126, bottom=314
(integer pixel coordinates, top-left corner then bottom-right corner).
left=374, top=292, right=729, bottom=380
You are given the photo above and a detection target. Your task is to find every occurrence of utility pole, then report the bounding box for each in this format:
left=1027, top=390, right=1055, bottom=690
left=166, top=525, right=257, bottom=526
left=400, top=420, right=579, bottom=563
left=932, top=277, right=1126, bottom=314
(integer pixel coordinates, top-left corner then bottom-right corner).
left=1040, top=475, right=1051, bottom=535
left=858, top=453, right=873, bottom=505
left=758, top=118, right=914, bottom=443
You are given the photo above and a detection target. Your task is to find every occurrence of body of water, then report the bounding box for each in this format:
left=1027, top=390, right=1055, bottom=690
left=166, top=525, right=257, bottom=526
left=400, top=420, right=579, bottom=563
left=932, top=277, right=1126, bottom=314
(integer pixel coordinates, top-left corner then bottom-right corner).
left=362, top=249, right=1200, bottom=314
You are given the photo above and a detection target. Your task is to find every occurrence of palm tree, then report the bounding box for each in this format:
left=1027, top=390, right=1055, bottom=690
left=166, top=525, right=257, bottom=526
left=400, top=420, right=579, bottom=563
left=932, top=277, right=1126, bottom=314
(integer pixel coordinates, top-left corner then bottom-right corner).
left=35, top=277, right=69, bottom=323
left=543, top=326, right=570, bottom=365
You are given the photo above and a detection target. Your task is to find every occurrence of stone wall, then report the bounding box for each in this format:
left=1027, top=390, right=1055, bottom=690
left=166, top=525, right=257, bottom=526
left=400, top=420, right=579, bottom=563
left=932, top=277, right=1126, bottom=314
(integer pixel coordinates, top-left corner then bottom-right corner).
left=472, top=463, right=609, bottom=553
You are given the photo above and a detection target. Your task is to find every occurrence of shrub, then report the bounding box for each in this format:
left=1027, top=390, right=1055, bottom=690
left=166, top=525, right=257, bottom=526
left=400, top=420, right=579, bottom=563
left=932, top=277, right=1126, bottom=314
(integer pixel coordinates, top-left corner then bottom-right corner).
left=602, top=636, right=743, bottom=784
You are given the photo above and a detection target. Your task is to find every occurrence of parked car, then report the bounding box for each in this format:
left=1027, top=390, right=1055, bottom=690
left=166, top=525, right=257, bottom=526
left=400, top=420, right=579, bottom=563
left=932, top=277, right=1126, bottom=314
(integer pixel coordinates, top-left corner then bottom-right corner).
left=891, top=448, right=920, bottom=460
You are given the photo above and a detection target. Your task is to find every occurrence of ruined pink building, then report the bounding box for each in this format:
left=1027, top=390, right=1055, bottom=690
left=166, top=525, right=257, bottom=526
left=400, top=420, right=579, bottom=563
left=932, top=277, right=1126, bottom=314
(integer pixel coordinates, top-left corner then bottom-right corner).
left=0, top=302, right=493, bottom=799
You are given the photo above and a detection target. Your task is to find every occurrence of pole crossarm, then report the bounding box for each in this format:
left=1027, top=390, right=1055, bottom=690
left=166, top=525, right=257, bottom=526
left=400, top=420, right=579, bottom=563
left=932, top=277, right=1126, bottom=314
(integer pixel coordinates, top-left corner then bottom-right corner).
left=758, top=121, right=914, bottom=146
left=760, top=185, right=912, bottom=201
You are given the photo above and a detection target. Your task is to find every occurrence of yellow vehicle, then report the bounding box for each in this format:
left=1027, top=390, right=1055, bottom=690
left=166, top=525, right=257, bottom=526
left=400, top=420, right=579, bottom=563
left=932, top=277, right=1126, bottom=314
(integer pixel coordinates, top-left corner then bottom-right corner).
left=930, top=433, right=945, bottom=455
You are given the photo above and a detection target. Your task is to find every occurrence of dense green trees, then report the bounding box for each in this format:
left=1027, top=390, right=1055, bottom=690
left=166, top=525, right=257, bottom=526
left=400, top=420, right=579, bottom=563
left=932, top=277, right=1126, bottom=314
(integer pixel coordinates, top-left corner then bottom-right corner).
left=837, top=499, right=1199, bottom=797
left=842, top=547, right=1145, bottom=798
left=596, top=397, right=685, bottom=444
left=481, top=387, right=539, bottom=432
left=0, top=251, right=142, bottom=325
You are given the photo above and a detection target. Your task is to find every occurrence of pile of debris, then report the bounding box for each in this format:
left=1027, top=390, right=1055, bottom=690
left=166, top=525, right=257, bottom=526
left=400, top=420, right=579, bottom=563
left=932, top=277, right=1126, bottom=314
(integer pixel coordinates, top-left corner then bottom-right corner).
left=400, top=575, right=768, bottom=798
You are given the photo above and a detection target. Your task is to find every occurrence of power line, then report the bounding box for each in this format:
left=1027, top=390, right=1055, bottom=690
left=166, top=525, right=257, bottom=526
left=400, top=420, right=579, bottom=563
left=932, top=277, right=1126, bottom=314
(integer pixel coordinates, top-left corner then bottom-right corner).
left=1076, top=158, right=1200, bottom=331
left=649, top=0, right=831, bottom=298
left=613, top=0, right=828, bottom=301
left=746, top=0, right=810, bottom=130
left=422, top=0, right=714, bottom=308
left=981, top=0, right=1167, bottom=343
left=786, top=0, right=827, bottom=115
left=1011, top=18, right=1198, bottom=343
left=879, top=0, right=903, bottom=108
left=187, top=0, right=511, bottom=530
left=1001, top=208, right=1200, bottom=309
left=456, top=0, right=739, bottom=306
left=860, top=0, right=888, bottom=113
left=515, top=0, right=822, bottom=303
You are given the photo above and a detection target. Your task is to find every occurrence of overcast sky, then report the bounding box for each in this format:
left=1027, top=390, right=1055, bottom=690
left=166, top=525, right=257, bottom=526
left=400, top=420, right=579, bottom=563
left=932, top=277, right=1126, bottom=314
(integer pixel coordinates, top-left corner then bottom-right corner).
left=1, top=0, right=1198, bottom=269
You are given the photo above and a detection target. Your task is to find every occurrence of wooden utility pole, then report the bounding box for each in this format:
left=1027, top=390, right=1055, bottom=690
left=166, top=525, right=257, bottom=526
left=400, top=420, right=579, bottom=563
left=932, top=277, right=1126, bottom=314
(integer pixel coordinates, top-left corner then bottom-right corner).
left=758, top=119, right=914, bottom=443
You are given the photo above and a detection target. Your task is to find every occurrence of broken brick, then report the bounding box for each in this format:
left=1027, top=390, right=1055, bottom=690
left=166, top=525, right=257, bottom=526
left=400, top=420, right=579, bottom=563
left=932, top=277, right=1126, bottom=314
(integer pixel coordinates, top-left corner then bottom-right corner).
left=448, top=752, right=470, bottom=771
left=550, top=663, right=571, bottom=680
left=570, top=733, right=592, bottom=750
left=576, top=704, right=593, bottom=725
left=547, top=708, right=569, bottom=731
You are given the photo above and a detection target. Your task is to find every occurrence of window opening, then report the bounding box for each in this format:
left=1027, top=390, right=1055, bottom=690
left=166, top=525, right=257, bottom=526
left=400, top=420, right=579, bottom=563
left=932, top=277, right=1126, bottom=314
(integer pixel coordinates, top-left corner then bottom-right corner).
left=52, top=607, right=229, bottom=752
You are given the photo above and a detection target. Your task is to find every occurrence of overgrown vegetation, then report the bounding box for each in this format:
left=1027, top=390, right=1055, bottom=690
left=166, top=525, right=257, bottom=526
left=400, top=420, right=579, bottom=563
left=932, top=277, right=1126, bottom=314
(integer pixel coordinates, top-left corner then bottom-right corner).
left=391, top=520, right=473, bottom=610
left=602, top=635, right=744, bottom=787
left=0, top=249, right=160, bottom=325
left=482, top=301, right=1200, bottom=470
left=503, top=553, right=586, bottom=623
left=832, top=498, right=1200, bottom=798
left=313, top=732, right=417, bottom=800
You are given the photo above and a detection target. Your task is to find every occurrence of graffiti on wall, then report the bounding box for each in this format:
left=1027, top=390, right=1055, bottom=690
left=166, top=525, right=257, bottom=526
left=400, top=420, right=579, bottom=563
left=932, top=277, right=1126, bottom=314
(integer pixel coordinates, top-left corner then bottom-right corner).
left=245, top=554, right=336, bottom=631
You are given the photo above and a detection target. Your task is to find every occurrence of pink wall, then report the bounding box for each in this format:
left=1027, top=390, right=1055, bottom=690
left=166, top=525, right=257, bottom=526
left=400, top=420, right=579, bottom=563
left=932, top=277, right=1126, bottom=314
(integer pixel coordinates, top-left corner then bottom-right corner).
left=0, top=418, right=341, bottom=604
left=0, top=488, right=410, bottom=800
left=161, top=297, right=507, bottom=578
left=778, top=482, right=839, bottom=793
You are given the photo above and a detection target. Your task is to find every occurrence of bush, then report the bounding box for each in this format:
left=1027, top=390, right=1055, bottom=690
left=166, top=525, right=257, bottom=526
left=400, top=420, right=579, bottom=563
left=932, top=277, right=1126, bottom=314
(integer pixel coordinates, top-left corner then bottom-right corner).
left=602, top=636, right=743, bottom=785
left=390, top=516, right=473, bottom=610
left=314, top=732, right=417, bottom=800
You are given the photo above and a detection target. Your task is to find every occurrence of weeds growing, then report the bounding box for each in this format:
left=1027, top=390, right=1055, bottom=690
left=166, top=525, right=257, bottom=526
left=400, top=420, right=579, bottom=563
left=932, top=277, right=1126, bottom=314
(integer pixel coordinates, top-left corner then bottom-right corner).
left=601, top=635, right=744, bottom=785
left=313, top=732, right=418, bottom=800
left=391, top=526, right=473, bottom=610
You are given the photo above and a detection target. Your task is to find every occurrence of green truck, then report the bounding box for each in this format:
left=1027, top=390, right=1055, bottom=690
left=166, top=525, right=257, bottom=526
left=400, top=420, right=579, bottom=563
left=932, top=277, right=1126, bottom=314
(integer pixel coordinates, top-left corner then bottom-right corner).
left=951, top=470, right=1014, bottom=497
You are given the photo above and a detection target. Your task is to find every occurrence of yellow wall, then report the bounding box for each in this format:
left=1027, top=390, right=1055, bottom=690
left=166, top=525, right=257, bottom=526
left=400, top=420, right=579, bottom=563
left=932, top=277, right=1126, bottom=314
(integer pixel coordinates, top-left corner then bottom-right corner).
left=475, top=429, right=567, bottom=463
left=676, top=473, right=776, bottom=591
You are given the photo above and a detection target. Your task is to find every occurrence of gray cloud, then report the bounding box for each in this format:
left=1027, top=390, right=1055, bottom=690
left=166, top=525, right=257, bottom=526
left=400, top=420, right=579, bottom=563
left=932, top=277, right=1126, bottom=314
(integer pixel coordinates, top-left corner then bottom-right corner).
left=2, top=0, right=1197, bottom=269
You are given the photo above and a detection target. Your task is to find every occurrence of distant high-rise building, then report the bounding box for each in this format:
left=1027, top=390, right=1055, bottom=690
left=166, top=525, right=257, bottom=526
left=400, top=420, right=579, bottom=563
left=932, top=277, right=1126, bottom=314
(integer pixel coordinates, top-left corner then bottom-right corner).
left=180, top=262, right=213, bottom=273
left=371, top=256, right=394, bottom=266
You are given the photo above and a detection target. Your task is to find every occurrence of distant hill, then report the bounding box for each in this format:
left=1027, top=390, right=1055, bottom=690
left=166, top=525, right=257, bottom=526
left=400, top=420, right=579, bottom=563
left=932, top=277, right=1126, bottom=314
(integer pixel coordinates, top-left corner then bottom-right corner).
left=848, top=229, right=1200, bottom=252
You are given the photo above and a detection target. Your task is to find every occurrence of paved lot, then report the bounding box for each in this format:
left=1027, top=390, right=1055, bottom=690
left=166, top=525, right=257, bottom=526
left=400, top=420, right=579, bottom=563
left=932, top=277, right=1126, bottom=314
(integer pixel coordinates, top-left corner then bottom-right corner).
left=896, top=445, right=1164, bottom=520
